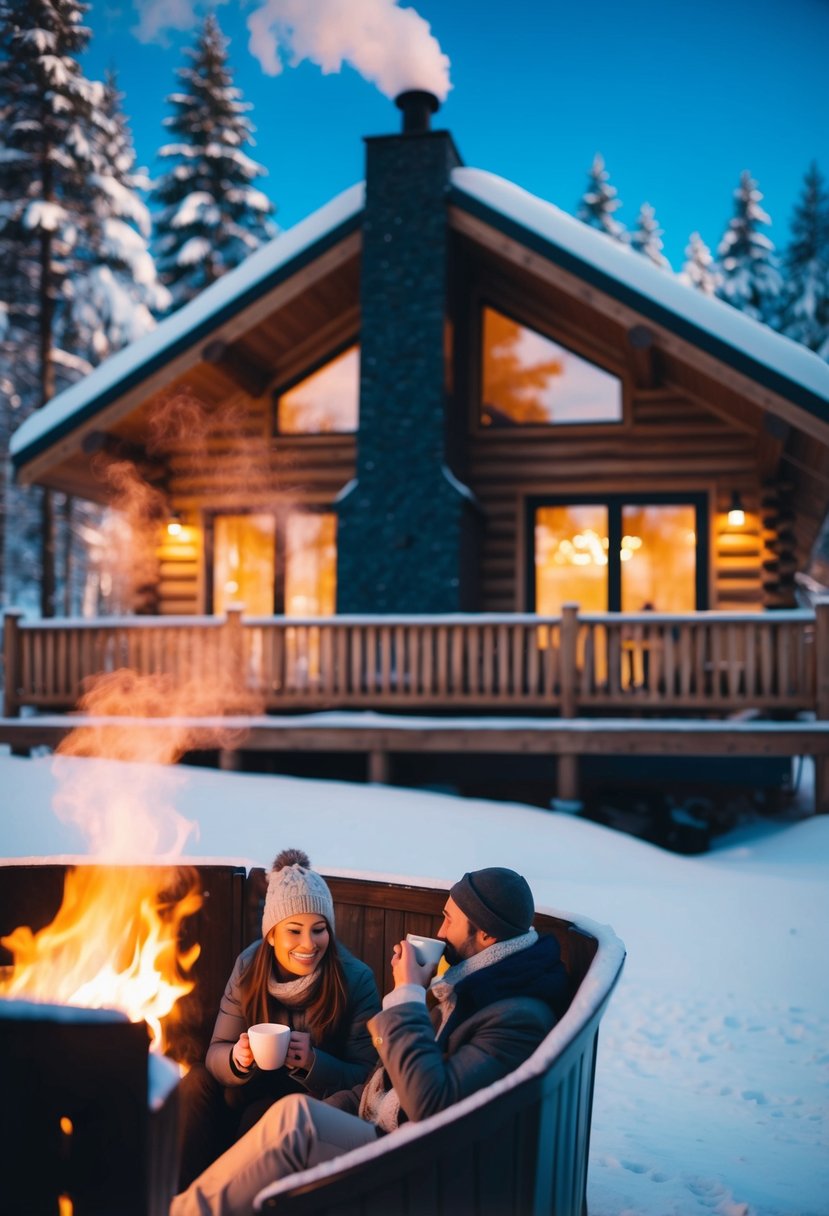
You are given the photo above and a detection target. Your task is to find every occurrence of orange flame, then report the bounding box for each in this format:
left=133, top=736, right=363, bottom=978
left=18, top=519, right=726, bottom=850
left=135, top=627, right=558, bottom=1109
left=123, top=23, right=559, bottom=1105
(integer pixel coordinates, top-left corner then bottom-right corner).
left=0, top=866, right=201, bottom=1055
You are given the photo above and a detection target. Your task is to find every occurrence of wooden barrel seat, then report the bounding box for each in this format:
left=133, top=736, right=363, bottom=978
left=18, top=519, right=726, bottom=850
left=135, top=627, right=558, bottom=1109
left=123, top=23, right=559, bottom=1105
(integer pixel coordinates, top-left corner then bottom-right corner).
left=250, top=874, right=626, bottom=1216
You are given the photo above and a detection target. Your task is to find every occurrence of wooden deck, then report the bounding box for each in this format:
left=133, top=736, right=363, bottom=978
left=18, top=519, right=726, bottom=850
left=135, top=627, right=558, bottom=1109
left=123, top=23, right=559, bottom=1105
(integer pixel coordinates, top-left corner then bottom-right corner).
left=3, top=604, right=828, bottom=809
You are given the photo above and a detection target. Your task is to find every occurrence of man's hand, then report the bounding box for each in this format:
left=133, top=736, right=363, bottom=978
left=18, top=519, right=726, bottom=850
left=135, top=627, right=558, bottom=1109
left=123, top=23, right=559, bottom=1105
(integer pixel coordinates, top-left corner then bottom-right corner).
left=391, top=938, right=438, bottom=988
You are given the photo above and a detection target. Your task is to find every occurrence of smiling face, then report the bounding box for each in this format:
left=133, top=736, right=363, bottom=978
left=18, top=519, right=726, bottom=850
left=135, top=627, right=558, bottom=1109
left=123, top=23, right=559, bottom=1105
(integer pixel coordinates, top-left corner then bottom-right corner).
left=271, top=913, right=330, bottom=979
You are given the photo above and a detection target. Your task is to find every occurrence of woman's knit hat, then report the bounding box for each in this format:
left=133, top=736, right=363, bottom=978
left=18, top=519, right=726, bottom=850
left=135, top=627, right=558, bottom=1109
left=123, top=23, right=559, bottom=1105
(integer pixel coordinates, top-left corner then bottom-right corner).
left=449, top=866, right=534, bottom=939
left=261, top=848, right=335, bottom=940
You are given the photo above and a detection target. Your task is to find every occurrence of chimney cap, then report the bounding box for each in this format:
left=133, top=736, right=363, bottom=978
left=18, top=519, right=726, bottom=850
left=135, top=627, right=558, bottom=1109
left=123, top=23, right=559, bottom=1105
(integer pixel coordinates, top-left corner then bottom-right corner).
left=395, top=90, right=440, bottom=134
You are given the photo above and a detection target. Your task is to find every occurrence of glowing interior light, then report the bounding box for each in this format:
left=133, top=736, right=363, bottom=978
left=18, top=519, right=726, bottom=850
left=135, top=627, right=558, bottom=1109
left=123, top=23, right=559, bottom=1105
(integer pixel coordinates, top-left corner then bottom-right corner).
left=58, top=1195, right=74, bottom=1216
left=727, top=491, right=746, bottom=527
left=60, top=1116, right=74, bottom=1136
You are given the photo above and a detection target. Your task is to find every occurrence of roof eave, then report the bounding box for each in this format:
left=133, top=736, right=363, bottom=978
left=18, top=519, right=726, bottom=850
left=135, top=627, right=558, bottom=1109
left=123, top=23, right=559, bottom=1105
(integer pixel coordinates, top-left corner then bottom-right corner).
left=11, top=204, right=365, bottom=475
left=449, top=182, right=829, bottom=428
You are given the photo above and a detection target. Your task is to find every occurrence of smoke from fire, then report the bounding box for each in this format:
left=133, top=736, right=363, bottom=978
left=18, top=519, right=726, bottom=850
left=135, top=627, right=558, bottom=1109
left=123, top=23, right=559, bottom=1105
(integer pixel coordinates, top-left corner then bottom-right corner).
left=247, top=0, right=451, bottom=99
left=132, top=0, right=451, bottom=100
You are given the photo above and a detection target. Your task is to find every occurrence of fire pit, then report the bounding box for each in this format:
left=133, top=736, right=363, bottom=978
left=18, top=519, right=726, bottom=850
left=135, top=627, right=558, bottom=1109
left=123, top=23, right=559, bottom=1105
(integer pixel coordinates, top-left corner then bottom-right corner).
left=0, top=862, right=252, bottom=1216
left=0, top=1000, right=178, bottom=1216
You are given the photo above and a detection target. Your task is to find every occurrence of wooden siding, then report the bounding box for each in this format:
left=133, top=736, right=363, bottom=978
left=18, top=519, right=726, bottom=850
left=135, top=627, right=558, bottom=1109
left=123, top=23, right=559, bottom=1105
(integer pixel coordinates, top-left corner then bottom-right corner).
left=156, top=391, right=356, bottom=614
left=449, top=223, right=825, bottom=612
left=467, top=394, right=769, bottom=612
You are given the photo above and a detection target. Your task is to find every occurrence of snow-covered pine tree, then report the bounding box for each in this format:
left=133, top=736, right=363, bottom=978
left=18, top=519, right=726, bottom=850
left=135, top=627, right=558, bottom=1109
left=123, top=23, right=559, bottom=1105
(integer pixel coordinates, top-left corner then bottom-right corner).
left=630, top=202, right=670, bottom=269
left=576, top=153, right=626, bottom=242
left=55, top=72, right=172, bottom=615
left=65, top=71, right=170, bottom=367
left=778, top=161, right=829, bottom=359
left=679, top=233, right=721, bottom=295
left=716, top=170, right=782, bottom=324
left=0, top=0, right=111, bottom=615
left=152, top=14, right=276, bottom=309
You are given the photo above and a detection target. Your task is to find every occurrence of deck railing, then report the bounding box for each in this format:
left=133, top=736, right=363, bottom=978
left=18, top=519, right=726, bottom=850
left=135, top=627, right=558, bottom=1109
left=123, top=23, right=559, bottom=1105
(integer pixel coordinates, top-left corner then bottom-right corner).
left=3, top=603, right=827, bottom=720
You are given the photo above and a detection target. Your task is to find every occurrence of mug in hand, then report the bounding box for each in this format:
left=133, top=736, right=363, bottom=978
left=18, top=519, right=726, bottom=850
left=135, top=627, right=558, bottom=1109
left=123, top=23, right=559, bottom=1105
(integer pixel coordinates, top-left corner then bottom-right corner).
left=248, top=1023, right=291, bottom=1070
left=406, top=933, right=445, bottom=968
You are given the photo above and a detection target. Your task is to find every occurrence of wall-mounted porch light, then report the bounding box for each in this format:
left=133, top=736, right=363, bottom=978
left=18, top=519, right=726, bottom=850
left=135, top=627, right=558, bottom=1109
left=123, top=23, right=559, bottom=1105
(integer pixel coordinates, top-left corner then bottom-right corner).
left=167, top=511, right=183, bottom=537
left=727, top=491, right=746, bottom=528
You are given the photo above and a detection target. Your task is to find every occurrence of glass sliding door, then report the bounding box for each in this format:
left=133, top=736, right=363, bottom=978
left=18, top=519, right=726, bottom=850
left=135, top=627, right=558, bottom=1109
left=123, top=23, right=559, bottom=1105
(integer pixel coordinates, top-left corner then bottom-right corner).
left=212, top=514, right=276, bottom=616
left=531, top=495, right=706, bottom=613
left=210, top=511, right=338, bottom=618
left=534, top=504, right=609, bottom=614
left=620, top=504, right=698, bottom=613
left=284, top=513, right=337, bottom=617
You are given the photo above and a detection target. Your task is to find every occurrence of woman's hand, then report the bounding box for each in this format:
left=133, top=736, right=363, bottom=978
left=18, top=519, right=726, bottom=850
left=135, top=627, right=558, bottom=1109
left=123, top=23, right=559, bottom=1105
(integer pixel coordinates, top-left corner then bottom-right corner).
left=287, top=1031, right=315, bottom=1071
left=232, top=1032, right=254, bottom=1071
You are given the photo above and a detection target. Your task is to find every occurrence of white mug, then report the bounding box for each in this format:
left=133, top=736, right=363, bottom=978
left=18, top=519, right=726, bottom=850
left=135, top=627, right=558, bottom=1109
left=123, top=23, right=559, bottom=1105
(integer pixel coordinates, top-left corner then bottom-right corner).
left=248, top=1023, right=291, bottom=1070
left=406, top=933, right=445, bottom=968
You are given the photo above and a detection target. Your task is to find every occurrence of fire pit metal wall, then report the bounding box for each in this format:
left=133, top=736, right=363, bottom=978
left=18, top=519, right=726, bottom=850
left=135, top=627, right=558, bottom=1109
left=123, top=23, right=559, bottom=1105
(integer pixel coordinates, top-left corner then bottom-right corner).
left=0, top=863, right=249, bottom=1216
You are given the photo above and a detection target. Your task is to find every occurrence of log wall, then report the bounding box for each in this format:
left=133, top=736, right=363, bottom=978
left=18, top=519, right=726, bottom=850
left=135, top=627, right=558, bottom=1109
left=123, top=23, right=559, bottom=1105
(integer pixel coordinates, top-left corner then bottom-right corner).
left=467, top=388, right=771, bottom=613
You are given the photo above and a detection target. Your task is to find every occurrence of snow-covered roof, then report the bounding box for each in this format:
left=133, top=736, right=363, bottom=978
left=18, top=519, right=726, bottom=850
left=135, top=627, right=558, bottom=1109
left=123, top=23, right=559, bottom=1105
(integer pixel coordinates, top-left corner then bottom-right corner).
left=12, top=161, right=829, bottom=475
left=10, top=183, right=365, bottom=467
left=450, top=167, right=829, bottom=420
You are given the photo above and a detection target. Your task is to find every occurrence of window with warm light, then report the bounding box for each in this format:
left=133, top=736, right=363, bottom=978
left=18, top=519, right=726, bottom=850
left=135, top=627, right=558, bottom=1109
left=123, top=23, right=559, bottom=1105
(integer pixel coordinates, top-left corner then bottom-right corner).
left=276, top=345, right=359, bottom=434
left=534, top=505, right=610, bottom=614
left=481, top=307, right=622, bottom=428
left=284, top=513, right=337, bottom=616
left=532, top=497, right=706, bottom=613
left=213, top=515, right=276, bottom=616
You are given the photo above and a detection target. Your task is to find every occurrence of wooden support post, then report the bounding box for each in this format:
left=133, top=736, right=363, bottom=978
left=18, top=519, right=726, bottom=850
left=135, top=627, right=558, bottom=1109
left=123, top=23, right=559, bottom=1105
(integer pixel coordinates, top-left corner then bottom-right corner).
left=560, top=603, right=579, bottom=719
left=557, top=754, right=580, bottom=802
left=3, top=609, right=23, bottom=718
left=814, top=599, right=829, bottom=814
left=367, top=750, right=390, bottom=785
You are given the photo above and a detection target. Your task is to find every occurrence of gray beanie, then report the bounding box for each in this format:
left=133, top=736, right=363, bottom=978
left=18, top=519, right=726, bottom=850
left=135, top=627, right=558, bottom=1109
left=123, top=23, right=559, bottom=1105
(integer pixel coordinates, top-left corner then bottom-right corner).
left=261, top=848, right=335, bottom=940
left=450, top=867, right=534, bottom=939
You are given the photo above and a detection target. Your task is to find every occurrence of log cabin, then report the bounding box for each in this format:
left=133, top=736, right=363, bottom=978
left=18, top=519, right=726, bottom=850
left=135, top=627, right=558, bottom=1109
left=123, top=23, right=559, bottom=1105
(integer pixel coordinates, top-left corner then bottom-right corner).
left=6, top=91, right=829, bottom=814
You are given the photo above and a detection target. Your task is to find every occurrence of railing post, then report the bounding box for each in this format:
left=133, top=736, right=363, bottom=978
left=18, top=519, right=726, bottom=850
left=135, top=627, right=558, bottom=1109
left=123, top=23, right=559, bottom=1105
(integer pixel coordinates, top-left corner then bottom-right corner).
left=560, top=603, right=579, bottom=719
left=3, top=609, right=23, bottom=718
left=558, top=603, right=580, bottom=802
left=814, top=599, right=829, bottom=814
left=223, top=606, right=245, bottom=706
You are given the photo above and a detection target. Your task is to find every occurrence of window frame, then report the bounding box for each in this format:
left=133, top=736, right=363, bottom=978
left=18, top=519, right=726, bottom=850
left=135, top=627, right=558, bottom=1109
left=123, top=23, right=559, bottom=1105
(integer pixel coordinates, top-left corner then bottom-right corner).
left=272, top=338, right=360, bottom=438
left=474, top=299, right=628, bottom=435
left=525, top=491, right=710, bottom=613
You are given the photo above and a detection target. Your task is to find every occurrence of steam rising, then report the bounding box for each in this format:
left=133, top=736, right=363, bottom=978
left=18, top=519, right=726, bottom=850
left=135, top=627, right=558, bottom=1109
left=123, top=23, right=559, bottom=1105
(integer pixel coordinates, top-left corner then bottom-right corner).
left=246, top=0, right=451, bottom=99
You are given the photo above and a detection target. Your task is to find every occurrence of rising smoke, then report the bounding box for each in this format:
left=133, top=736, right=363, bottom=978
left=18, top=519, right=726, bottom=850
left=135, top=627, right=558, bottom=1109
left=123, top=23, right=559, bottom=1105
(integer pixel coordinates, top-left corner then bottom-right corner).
left=247, top=0, right=451, bottom=98
left=132, top=0, right=451, bottom=100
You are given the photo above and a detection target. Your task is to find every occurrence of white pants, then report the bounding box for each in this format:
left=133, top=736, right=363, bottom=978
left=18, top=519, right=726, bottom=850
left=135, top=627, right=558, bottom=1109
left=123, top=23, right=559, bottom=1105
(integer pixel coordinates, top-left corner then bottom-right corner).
left=170, top=1093, right=380, bottom=1216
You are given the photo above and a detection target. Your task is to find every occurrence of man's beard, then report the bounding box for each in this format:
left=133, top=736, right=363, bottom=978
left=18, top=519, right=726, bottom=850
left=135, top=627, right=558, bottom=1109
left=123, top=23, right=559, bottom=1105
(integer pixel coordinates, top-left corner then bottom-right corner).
left=441, top=933, right=476, bottom=968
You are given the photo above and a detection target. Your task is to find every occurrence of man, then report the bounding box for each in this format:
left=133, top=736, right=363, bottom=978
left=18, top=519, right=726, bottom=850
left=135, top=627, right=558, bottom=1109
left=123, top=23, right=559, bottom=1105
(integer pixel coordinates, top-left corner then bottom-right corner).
left=171, top=866, right=569, bottom=1216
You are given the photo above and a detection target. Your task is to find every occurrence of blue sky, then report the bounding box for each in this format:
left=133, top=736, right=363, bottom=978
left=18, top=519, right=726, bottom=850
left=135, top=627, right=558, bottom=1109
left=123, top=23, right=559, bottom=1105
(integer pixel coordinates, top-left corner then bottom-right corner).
left=84, top=0, right=829, bottom=270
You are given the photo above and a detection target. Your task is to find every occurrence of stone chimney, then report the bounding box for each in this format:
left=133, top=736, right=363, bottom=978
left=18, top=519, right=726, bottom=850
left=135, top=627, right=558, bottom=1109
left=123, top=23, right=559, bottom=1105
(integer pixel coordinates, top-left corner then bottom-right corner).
left=336, top=95, right=476, bottom=612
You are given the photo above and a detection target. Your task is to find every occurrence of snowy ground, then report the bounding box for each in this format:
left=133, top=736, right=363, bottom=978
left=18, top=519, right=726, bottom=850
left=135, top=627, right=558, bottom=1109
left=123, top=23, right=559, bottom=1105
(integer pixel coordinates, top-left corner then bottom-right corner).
left=1, top=752, right=827, bottom=1216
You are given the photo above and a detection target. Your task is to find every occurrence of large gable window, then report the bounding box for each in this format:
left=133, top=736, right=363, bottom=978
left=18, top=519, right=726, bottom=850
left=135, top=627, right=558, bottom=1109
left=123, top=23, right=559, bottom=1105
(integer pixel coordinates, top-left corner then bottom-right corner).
left=481, top=307, right=622, bottom=428
left=276, top=345, right=359, bottom=434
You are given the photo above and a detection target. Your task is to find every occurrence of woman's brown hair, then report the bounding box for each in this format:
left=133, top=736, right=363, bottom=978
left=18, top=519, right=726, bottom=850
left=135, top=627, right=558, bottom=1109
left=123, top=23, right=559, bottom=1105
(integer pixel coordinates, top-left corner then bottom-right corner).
left=237, top=923, right=350, bottom=1044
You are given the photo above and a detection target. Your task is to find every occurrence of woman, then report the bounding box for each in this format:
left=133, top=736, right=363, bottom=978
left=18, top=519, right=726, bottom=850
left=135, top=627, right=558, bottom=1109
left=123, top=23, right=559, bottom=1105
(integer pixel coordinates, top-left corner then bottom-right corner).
left=177, top=848, right=380, bottom=1189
